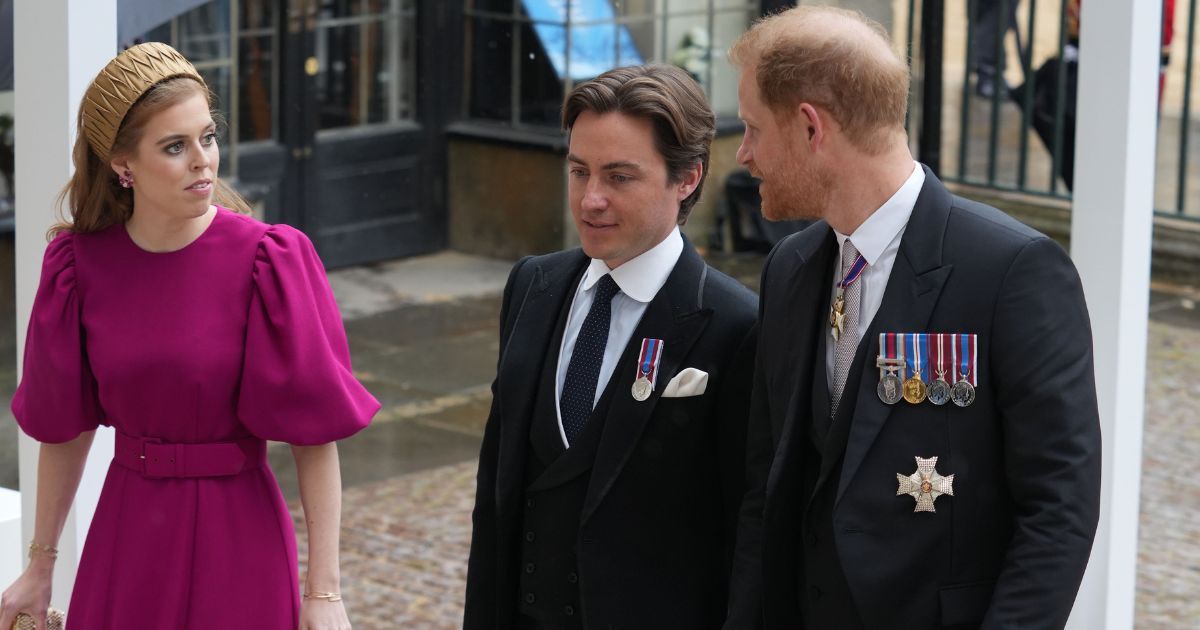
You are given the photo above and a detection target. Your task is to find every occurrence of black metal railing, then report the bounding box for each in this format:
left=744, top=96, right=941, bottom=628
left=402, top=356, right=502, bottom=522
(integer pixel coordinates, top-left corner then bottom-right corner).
left=908, top=0, right=1199, bottom=220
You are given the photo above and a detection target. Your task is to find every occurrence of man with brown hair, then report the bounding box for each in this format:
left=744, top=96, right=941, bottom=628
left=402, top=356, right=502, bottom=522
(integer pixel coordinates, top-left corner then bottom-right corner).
left=725, top=6, right=1100, bottom=629
left=465, top=64, right=757, bottom=630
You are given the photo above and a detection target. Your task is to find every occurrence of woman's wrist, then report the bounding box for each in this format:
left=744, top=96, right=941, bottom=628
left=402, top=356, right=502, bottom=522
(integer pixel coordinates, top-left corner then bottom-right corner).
left=25, top=553, right=56, bottom=577
left=304, top=573, right=342, bottom=595
left=26, top=541, right=58, bottom=575
left=302, top=590, right=343, bottom=603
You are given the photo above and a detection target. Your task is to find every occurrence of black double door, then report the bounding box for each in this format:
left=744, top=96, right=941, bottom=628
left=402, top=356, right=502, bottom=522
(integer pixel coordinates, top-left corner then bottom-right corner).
left=275, top=0, right=447, bottom=268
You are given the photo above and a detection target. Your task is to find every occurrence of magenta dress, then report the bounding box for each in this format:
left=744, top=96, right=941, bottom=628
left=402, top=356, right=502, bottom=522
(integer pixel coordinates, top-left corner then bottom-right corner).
left=11, top=207, right=379, bottom=628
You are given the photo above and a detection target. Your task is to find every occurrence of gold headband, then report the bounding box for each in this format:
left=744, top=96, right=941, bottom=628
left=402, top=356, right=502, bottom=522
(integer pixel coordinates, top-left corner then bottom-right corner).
left=81, top=42, right=206, bottom=159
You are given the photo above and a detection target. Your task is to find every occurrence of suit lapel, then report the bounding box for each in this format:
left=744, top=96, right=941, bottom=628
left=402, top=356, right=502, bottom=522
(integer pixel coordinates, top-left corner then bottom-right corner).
left=834, top=168, right=955, bottom=506
left=495, top=252, right=588, bottom=515
left=580, top=244, right=711, bottom=525
left=764, top=229, right=836, bottom=510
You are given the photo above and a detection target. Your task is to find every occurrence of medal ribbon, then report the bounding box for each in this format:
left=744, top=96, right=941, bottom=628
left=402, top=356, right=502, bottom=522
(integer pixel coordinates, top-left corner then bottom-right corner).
left=905, top=333, right=925, bottom=381
left=637, top=338, right=664, bottom=388
left=838, top=254, right=868, bottom=289
left=934, top=333, right=948, bottom=380
left=930, top=333, right=940, bottom=379
left=918, top=334, right=930, bottom=381
left=956, top=333, right=977, bottom=386
left=879, top=332, right=898, bottom=361
left=896, top=333, right=907, bottom=379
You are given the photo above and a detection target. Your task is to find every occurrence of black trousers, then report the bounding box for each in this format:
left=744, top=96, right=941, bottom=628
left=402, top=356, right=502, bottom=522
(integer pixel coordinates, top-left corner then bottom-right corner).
left=972, top=0, right=1021, bottom=72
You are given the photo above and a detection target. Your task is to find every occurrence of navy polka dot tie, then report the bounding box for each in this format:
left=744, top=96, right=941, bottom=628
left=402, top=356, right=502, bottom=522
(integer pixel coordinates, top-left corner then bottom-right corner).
left=560, top=274, right=620, bottom=445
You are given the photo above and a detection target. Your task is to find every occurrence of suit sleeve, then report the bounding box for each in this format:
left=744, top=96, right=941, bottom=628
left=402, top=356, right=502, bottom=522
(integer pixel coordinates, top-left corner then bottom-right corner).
left=724, top=247, right=782, bottom=630
left=982, top=237, right=1101, bottom=629
left=464, top=256, right=532, bottom=630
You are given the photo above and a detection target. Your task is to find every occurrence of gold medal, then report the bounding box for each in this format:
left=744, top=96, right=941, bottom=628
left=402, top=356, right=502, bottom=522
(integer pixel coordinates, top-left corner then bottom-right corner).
left=832, top=251, right=867, bottom=342
left=902, top=333, right=928, bottom=404
left=829, top=292, right=845, bottom=341
left=902, top=374, right=927, bottom=404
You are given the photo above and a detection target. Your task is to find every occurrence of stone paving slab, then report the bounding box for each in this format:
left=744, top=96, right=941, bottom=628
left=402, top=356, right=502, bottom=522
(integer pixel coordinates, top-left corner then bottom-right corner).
left=293, top=460, right=477, bottom=630
left=329, top=251, right=514, bottom=320
left=1136, top=320, right=1200, bottom=628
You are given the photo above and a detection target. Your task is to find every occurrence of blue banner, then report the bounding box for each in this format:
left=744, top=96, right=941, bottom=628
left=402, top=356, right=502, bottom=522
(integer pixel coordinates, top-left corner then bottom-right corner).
left=522, top=0, right=644, bottom=81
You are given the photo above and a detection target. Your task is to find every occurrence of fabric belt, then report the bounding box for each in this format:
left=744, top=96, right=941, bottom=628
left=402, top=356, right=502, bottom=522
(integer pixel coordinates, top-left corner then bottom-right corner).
left=113, top=431, right=266, bottom=479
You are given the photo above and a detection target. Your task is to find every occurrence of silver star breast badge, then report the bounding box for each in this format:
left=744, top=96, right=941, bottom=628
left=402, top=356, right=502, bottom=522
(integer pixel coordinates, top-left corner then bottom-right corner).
left=896, top=456, right=955, bottom=513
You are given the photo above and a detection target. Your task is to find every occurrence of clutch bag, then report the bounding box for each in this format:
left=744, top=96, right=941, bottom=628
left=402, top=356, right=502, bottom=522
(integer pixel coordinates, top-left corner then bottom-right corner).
left=11, top=609, right=65, bottom=630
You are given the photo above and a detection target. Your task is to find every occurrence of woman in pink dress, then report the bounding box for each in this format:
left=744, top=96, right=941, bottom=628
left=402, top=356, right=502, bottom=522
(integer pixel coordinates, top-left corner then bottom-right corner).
left=0, top=43, right=378, bottom=629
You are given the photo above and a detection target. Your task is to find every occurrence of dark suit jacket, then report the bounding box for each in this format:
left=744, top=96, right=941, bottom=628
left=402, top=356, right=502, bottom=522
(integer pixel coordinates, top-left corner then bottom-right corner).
left=726, top=169, right=1101, bottom=629
left=466, top=241, right=758, bottom=630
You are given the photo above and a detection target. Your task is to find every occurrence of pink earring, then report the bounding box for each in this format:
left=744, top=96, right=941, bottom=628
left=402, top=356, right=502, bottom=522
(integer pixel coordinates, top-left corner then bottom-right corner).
left=118, top=171, right=133, bottom=188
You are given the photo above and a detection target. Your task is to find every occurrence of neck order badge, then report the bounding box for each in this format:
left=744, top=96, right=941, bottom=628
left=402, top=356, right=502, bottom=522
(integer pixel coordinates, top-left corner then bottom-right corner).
left=829, top=253, right=868, bottom=342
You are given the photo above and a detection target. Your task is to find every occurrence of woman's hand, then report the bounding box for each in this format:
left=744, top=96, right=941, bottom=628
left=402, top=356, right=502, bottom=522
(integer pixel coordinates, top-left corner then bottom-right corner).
left=299, top=597, right=351, bottom=630
left=0, top=560, right=54, bottom=630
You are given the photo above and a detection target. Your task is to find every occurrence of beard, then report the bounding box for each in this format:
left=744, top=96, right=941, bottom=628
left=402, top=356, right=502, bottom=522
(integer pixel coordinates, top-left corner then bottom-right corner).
left=757, top=158, right=833, bottom=223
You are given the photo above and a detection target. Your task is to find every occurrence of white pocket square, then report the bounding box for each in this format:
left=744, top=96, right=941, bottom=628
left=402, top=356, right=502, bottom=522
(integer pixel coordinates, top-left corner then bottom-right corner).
left=661, top=368, right=709, bottom=398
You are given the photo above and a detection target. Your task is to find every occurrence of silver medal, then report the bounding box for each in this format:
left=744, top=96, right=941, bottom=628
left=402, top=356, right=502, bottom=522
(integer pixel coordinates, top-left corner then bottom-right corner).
left=928, top=376, right=952, bottom=406
left=877, top=371, right=904, bottom=405
left=875, top=357, right=905, bottom=405
left=632, top=376, right=652, bottom=401
left=950, top=379, right=976, bottom=407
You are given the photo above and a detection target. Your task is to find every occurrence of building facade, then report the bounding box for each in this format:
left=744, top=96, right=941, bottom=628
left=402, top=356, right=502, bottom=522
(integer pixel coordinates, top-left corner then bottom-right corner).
left=135, top=0, right=790, bottom=266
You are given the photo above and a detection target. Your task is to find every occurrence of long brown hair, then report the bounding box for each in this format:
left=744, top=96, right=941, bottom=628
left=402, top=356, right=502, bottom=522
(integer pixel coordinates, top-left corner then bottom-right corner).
left=51, top=76, right=250, bottom=238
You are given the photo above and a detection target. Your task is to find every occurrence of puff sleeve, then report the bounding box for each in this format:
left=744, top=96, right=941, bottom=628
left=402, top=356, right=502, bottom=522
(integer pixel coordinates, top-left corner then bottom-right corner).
left=237, top=224, right=379, bottom=444
left=11, top=232, right=104, bottom=443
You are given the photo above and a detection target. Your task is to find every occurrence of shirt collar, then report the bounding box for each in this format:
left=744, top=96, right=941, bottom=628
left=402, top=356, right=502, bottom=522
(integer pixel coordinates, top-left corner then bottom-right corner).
left=581, top=227, right=683, bottom=303
left=833, top=162, right=925, bottom=265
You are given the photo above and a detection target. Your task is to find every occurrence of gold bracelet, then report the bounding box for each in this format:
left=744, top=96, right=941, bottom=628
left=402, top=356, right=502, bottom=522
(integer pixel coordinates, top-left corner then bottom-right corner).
left=303, top=591, right=342, bottom=602
left=28, top=542, right=58, bottom=560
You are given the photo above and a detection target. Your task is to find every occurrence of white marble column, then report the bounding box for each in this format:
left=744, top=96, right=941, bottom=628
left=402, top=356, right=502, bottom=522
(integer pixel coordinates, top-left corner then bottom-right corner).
left=13, top=0, right=116, bottom=609
left=1067, top=0, right=1160, bottom=626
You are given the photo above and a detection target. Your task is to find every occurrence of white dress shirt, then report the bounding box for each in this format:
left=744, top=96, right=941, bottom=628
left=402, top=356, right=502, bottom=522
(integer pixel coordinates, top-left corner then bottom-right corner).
left=825, top=163, right=925, bottom=388
left=555, top=227, right=684, bottom=447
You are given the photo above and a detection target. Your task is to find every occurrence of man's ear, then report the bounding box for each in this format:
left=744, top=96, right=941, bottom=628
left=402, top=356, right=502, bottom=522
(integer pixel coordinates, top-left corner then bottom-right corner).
left=797, top=103, right=826, bottom=150
left=676, top=161, right=704, bottom=203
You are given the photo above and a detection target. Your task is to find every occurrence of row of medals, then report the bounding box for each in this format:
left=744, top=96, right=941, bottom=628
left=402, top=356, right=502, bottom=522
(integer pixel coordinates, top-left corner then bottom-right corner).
left=875, top=357, right=975, bottom=407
